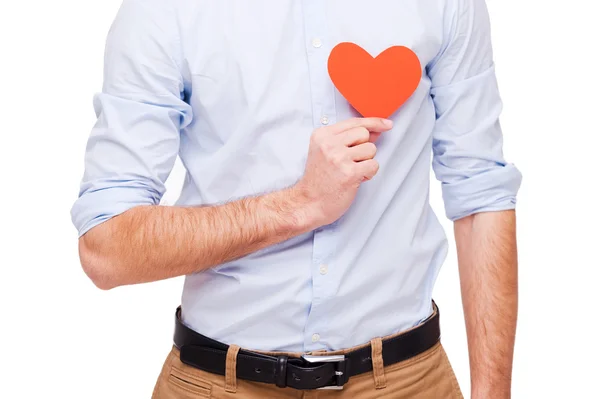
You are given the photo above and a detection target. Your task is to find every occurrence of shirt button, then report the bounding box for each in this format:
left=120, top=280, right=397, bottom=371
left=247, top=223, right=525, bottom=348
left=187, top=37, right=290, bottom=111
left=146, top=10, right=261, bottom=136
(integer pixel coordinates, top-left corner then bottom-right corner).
left=320, top=116, right=329, bottom=125
left=312, top=333, right=320, bottom=342
left=312, top=38, right=323, bottom=48
left=319, top=264, right=328, bottom=275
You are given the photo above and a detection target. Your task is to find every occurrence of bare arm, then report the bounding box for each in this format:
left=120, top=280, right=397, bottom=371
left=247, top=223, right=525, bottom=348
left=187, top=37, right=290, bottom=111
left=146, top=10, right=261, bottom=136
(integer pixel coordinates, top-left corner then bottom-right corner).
left=80, top=187, right=311, bottom=290
left=454, top=210, right=518, bottom=399
left=79, top=117, right=392, bottom=290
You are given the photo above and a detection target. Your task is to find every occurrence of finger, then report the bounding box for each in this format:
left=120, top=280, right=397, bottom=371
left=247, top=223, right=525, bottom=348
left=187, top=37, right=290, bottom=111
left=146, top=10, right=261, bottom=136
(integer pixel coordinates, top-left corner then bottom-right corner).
left=340, top=127, right=370, bottom=146
left=329, top=117, right=394, bottom=134
left=355, top=159, right=380, bottom=181
left=348, top=142, right=377, bottom=161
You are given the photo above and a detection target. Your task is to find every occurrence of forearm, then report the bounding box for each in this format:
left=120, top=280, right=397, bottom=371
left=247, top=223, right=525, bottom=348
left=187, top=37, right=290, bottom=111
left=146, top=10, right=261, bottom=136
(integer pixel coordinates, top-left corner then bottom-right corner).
left=79, top=185, right=316, bottom=289
left=454, top=210, right=518, bottom=398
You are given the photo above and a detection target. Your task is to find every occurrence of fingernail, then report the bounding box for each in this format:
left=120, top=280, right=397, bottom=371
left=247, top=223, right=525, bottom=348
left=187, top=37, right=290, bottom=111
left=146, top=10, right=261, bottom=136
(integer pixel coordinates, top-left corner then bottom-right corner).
left=382, top=118, right=394, bottom=128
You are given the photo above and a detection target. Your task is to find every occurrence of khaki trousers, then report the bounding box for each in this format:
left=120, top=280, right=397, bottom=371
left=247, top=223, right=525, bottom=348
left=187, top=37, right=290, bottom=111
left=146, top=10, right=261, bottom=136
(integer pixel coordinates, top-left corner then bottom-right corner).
left=152, top=332, right=464, bottom=398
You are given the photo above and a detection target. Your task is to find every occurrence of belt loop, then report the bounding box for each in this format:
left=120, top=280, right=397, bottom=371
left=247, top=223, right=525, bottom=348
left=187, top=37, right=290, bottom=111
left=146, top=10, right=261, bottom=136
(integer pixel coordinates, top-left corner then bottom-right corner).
left=275, top=355, right=288, bottom=388
left=370, top=338, right=387, bottom=389
left=225, top=344, right=241, bottom=393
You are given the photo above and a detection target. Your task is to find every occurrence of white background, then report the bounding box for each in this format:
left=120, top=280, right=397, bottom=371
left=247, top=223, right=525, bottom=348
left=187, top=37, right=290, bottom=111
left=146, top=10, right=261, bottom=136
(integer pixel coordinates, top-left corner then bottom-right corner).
left=1, top=1, right=599, bottom=398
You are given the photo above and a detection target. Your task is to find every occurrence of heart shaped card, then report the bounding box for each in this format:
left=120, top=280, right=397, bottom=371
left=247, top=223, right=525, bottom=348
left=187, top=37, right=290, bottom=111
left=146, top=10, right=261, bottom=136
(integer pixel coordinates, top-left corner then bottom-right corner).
left=328, top=42, right=422, bottom=118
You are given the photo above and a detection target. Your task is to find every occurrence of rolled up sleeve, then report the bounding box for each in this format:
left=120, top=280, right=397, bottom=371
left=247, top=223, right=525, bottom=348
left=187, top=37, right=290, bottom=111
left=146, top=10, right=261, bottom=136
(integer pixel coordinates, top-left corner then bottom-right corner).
left=428, top=0, right=522, bottom=221
left=71, top=0, right=192, bottom=237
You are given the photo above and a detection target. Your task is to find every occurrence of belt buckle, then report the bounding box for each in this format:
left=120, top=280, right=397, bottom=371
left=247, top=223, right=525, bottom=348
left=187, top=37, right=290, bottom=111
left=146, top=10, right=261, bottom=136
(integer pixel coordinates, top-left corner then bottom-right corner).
left=301, top=354, right=347, bottom=390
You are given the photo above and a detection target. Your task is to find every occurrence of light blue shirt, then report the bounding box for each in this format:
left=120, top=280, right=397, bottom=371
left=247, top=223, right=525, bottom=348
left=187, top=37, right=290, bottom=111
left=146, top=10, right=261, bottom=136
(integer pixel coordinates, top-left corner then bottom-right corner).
left=72, top=0, right=521, bottom=352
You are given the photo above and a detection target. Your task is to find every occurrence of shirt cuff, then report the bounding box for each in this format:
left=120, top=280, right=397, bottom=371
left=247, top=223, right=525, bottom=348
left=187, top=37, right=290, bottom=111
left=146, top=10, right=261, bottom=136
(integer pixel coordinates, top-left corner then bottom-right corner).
left=71, top=182, right=161, bottom=237
left=442, top=163, right=522, bottom=221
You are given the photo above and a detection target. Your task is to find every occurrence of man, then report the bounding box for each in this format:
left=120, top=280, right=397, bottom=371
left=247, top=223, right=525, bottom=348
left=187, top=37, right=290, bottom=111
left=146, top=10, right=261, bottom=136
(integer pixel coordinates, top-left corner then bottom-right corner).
left=72, top=0, right=521, bottom=397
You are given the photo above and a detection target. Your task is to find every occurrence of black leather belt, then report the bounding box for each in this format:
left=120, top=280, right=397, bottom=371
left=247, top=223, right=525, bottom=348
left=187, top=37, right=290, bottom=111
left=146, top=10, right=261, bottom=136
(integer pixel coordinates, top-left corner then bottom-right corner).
left=173, top=304, right=440, bottom=390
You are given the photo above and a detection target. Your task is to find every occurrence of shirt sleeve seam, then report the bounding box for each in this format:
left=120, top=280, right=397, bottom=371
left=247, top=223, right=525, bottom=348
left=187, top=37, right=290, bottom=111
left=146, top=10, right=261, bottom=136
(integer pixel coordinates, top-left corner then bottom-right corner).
left=426, top=0, right=461, bottom=75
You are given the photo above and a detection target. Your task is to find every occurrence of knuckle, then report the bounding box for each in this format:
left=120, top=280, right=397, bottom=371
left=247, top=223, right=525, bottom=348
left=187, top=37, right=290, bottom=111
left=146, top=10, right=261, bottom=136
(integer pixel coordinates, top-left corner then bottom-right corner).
left=330, top=150, right=346, bottom=165
left=365, top=142, right=377, bottom=155
left=346, top=118, right=363, bottom=130
left=370, top=159, right=380, bottom=173
left=321, top=140, right=337, bottom=154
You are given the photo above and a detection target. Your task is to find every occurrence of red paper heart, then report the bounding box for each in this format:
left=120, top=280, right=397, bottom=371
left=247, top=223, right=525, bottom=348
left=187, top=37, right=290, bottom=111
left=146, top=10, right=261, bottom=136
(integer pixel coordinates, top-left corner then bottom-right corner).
left=328, top=43, right=422, bottom=118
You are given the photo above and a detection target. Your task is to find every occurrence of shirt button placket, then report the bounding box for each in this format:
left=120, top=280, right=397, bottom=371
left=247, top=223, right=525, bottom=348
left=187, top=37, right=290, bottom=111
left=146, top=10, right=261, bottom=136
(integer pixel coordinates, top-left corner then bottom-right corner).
left=301, top=0, right=337, bottom=351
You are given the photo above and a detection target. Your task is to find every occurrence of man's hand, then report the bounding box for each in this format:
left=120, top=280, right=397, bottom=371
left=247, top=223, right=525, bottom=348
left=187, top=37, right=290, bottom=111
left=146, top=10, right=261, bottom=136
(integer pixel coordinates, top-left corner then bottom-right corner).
left=292, top=117, right=393, bottom=227
left=79, top=118, right=392, bottom=289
